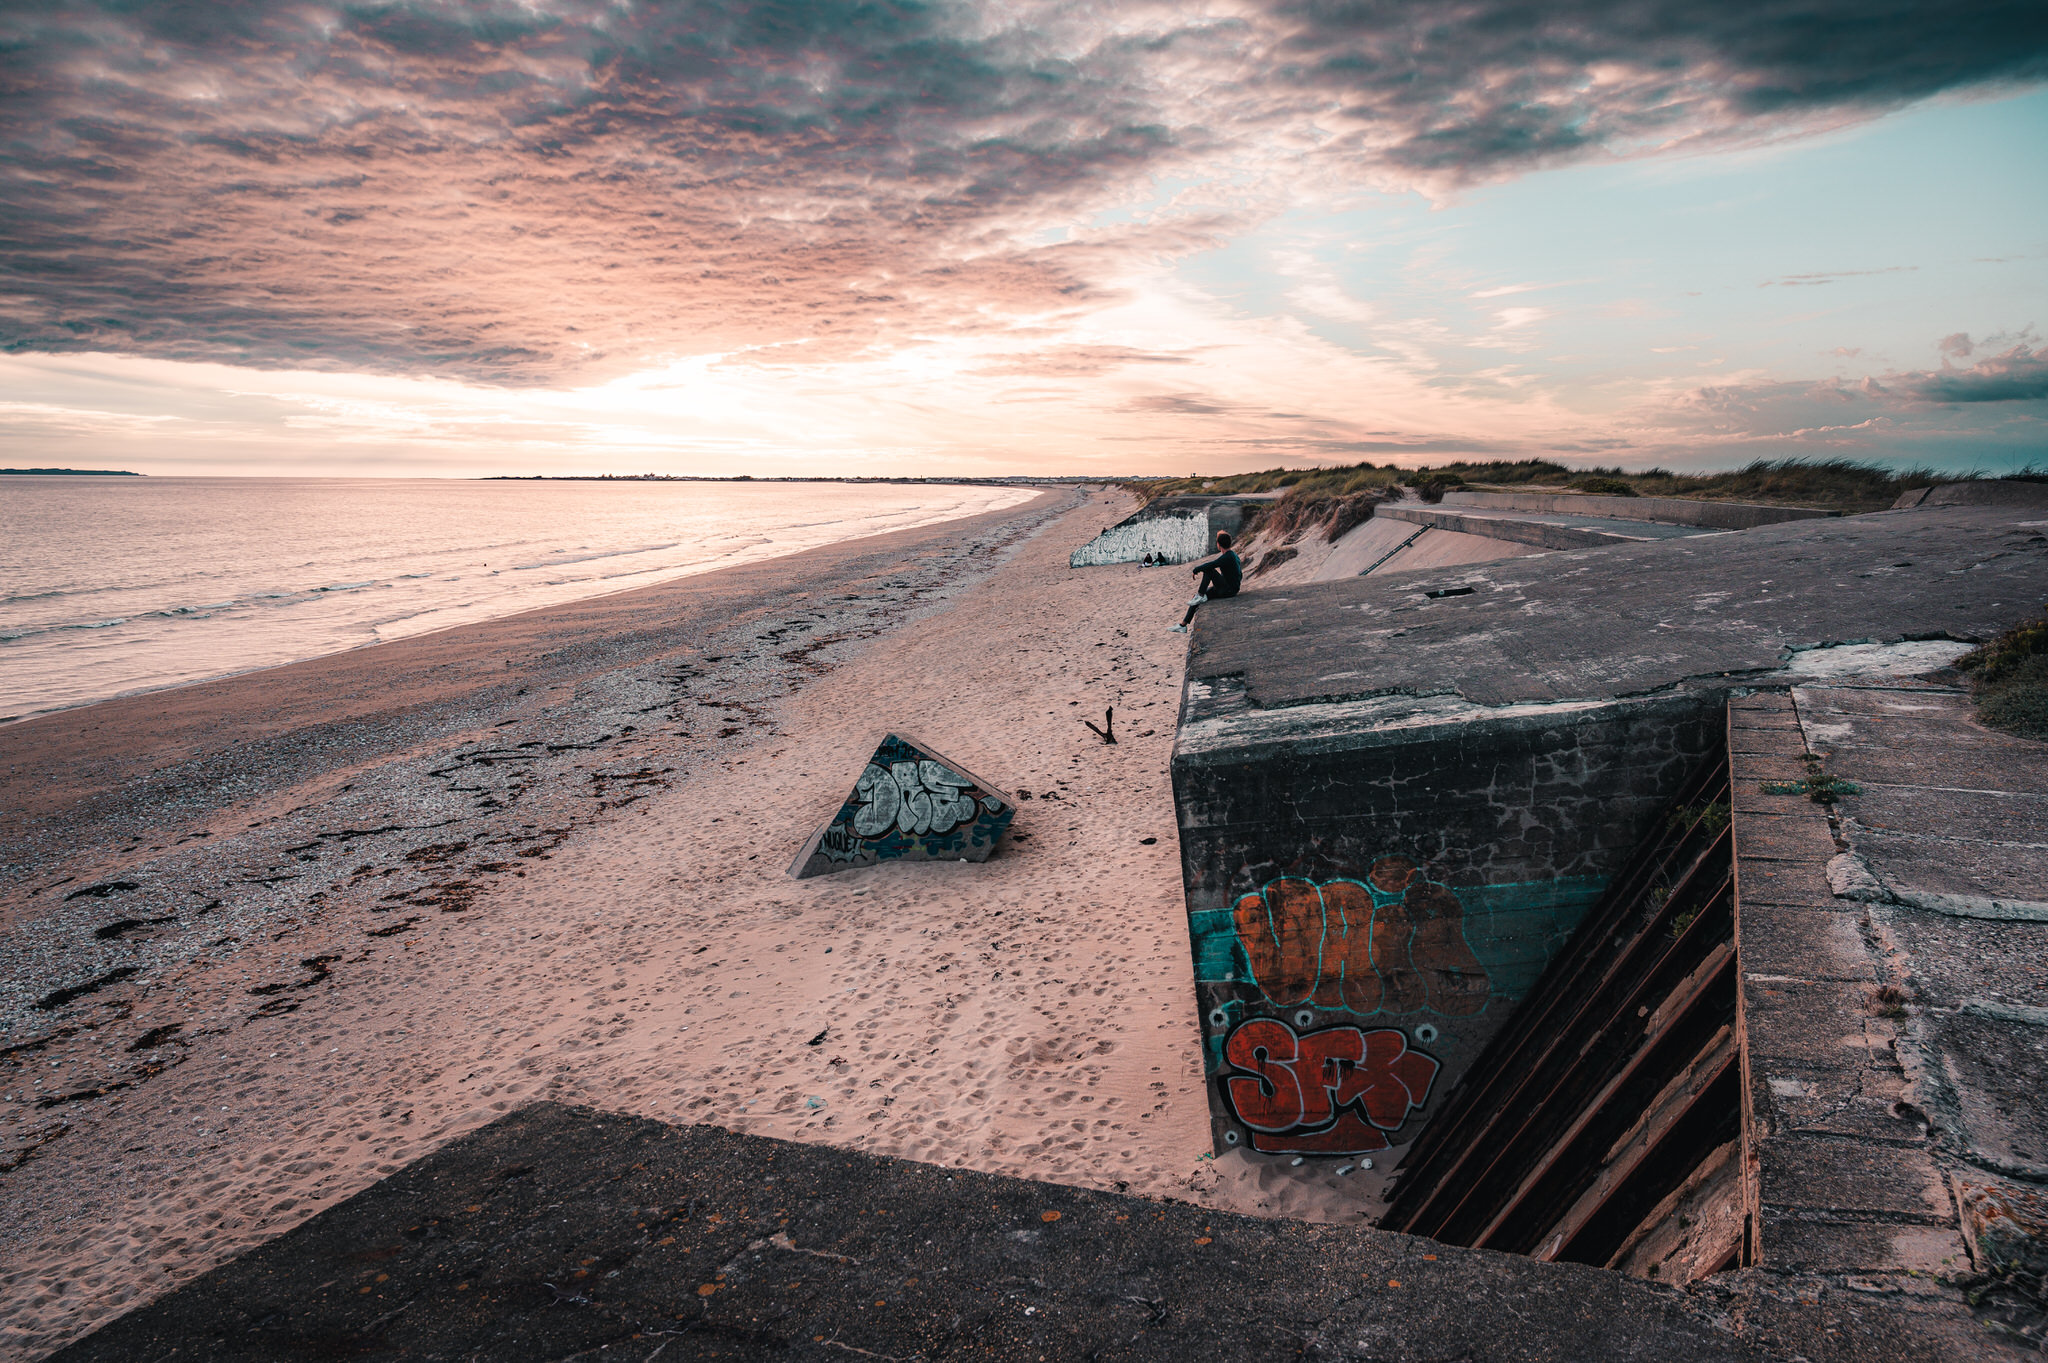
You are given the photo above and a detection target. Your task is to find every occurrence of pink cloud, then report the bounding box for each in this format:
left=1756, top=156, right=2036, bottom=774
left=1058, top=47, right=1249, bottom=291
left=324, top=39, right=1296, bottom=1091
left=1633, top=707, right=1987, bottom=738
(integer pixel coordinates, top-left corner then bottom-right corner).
left=0, top=0, right=2040, bottom=387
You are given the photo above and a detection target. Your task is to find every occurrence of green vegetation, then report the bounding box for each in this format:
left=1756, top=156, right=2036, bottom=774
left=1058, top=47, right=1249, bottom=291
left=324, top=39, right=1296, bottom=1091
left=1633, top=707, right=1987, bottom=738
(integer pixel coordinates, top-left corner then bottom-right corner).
left=1758, top=752, right=1863, bottom=804
left=1123, top=456, right=2044, bottom=516
left=1958, top=608, right=2048, bottom=741
left=1759, top=767, right=1864, bottom=804
left=1665, top=800, right=1730, bottom=836
left=1570, top=476, right=1637, bottom=496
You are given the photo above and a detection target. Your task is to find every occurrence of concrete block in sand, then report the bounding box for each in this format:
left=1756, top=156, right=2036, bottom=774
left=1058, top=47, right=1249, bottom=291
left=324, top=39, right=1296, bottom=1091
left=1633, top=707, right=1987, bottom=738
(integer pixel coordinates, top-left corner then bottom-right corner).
left=789, top=731, right=1015, bottom=878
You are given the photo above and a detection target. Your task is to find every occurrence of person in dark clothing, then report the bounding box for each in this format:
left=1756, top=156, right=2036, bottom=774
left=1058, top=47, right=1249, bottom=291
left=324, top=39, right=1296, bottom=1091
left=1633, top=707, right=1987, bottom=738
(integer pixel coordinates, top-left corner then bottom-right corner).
left=1173, top=531, right=1241, bottom=631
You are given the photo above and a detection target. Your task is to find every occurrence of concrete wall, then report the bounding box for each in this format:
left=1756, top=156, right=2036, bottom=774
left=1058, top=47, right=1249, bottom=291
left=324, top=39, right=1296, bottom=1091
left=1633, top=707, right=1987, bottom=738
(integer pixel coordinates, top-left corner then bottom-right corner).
left=1377, top=505, right=1641, bottom=550
left=1439, top=490, right=1834, bottom=530
left=1173, top=685, right=1723, bottom=1203
left=1070, top=496, right=1252, bottom=567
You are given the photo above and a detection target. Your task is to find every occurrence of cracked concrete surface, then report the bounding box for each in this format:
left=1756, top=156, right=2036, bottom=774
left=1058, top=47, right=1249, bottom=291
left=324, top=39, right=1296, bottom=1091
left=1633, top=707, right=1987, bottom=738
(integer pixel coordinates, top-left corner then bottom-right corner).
left=1728, top=646, right=2048, bottom=1351
left=1185, top=502, right=2047, bottom=714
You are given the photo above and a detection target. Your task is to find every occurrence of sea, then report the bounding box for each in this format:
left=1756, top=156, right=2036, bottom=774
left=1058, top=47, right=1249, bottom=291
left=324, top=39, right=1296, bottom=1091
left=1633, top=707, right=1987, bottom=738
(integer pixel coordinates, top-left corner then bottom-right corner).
left=0, top=476, right=1038, bottom=722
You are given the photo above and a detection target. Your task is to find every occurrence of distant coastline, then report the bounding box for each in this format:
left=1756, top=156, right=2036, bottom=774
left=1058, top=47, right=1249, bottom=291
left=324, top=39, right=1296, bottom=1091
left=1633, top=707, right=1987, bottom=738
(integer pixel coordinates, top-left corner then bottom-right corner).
left=483, top=473, right=1098, bottom=484
left=2, top=467, right=143, bottom=476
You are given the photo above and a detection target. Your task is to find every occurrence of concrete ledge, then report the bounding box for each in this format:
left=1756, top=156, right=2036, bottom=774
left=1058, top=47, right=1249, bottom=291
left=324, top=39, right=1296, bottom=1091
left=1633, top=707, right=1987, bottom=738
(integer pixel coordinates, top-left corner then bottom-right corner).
left=1440, top=490, right=1837, bottom=530
left=1916, top=479, right=2048, bottom=509
left=1729, top=702, right=1984, bottom=1299
left=1377, top=504, right=1643, bottom=549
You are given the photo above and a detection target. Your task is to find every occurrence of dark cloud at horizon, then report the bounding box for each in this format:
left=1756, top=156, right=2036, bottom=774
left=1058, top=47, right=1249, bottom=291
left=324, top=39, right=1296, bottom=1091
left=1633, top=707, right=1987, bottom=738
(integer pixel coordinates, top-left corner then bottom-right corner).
left=1898, top=345, right=2048, bottom=403
left=1663, top=339, right=2048, bottom=466
left=1, top=0, right=2044, bottom=384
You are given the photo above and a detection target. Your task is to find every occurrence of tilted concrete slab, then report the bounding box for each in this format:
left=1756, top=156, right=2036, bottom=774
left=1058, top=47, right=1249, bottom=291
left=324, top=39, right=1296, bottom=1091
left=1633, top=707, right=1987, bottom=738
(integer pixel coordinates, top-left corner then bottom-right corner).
left=1305, top=516, right=1544, bottom=582
left=45, top=1101, right=2011, bottom=1363
left=789, top=732, right=1015, bottom=879
left=1363, top=525, right=1548, bottom=575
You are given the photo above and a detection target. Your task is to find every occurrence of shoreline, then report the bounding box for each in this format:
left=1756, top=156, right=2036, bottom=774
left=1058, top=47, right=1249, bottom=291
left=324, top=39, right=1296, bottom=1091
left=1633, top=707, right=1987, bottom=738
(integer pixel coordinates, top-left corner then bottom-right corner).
left=1, top=479, right=1047, bottom=728
left=0, top=483, right=1253, bottom=1360
left=0, top=487, right=1067, bottom=853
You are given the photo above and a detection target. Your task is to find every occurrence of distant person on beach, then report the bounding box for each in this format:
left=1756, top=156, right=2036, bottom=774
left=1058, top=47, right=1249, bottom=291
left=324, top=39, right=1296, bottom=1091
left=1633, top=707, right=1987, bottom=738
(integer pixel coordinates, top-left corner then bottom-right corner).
left=1172, top=531, right=1240, bottom=632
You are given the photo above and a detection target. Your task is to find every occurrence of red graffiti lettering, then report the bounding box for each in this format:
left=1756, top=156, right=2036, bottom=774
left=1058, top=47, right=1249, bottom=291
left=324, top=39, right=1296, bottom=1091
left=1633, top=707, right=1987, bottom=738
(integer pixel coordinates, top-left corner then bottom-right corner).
left=1222, top=1018, right=1307, bottom=1133
left=1220, top=1019, right=1439, bottom=1156
left=1233, top=859, right=1490, bottom=1018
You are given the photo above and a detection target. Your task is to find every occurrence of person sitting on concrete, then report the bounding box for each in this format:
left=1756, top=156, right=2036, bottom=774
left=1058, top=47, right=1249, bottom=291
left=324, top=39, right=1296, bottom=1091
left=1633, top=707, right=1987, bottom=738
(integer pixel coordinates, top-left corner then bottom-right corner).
left=1173, top=531, right=1241, bottom=632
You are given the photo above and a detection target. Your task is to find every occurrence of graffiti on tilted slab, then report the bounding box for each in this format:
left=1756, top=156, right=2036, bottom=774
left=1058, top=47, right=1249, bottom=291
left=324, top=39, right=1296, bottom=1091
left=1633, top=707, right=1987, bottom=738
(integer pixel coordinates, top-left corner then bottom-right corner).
left=850, top=759, right=986, bottom=840
left=789, top=732, right=1016, bottom=879
left=1219, top=1018, right=1438, bottom=1154
left=1234, top=857, right=1491, bottom=1018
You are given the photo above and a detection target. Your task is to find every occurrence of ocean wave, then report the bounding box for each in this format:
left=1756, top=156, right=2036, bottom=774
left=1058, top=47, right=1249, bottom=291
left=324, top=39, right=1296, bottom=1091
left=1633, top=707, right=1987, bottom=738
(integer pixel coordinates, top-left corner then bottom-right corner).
left=8, top=480, right=1034, bottom=717
left=509, top=542, right=678, bottom=571
left=371, top=601, right=478, bottom=638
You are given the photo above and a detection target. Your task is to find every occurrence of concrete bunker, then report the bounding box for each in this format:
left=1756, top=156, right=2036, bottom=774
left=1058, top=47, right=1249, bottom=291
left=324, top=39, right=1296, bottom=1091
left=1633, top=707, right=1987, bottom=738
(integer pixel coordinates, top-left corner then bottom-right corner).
left=1069, top=495, right=1261, bottom=567
left=1170, top=487, right=2048, bottom=1291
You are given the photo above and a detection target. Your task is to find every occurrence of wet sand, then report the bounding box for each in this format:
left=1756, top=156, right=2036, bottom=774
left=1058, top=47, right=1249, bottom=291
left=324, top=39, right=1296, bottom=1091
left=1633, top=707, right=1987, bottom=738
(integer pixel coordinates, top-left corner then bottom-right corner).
left=0, top=484, right=1291, bottom=1360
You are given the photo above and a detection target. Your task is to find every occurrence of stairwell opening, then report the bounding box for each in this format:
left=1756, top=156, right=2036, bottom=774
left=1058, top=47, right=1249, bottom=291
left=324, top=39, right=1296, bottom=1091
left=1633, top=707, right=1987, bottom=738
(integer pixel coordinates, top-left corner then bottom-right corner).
left=1378, top=747, right=1744, bottom=1283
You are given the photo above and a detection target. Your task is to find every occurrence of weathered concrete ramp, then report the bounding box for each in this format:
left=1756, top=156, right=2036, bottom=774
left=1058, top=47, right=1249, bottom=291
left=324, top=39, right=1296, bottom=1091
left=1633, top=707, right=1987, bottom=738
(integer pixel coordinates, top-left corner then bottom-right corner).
left=43, top=1101, right=1977, bottom=1361
left=789, top=732, right=1014, bottom=878
left=1304, top=515, right=1544, bottom=581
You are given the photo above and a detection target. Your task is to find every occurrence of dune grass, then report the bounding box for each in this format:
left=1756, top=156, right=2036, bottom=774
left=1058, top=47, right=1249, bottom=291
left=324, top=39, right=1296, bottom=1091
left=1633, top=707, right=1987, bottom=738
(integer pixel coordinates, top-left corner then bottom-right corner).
left=1958, top=610, right=2048, bottom=742
left=1125, top=457, right=2043, bottom=515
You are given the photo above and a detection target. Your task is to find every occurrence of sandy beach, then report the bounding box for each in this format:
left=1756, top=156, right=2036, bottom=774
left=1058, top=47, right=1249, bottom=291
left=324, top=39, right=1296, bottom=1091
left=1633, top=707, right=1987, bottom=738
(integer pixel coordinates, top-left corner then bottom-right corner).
left=0, top=485, right=1293, bottom=1359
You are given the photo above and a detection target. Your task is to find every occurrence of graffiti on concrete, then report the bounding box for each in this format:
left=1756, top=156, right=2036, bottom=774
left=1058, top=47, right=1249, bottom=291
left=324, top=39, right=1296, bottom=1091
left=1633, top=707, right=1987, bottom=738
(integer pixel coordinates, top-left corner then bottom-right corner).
left=1233, top=857, right=1491, bottom=1018
left=852, top=760, right=983, bottom=837
left=1219, top=1018, right=1439, bottom=1154
left=1069, top=511, right=1211, bottom=568
left=790, top=732, right=1016, bottom=879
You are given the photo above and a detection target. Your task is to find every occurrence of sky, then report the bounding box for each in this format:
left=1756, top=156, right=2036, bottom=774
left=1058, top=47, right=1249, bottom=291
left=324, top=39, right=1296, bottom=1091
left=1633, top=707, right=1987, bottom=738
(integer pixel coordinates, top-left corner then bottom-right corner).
left=1, top=0, right=2045, bottom=478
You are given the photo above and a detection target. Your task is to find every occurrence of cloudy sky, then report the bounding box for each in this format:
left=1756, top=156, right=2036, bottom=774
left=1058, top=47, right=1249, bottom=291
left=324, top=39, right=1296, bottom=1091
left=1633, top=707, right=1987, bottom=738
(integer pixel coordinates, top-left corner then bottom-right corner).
left=2, top=0, right=2044, bottom=476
